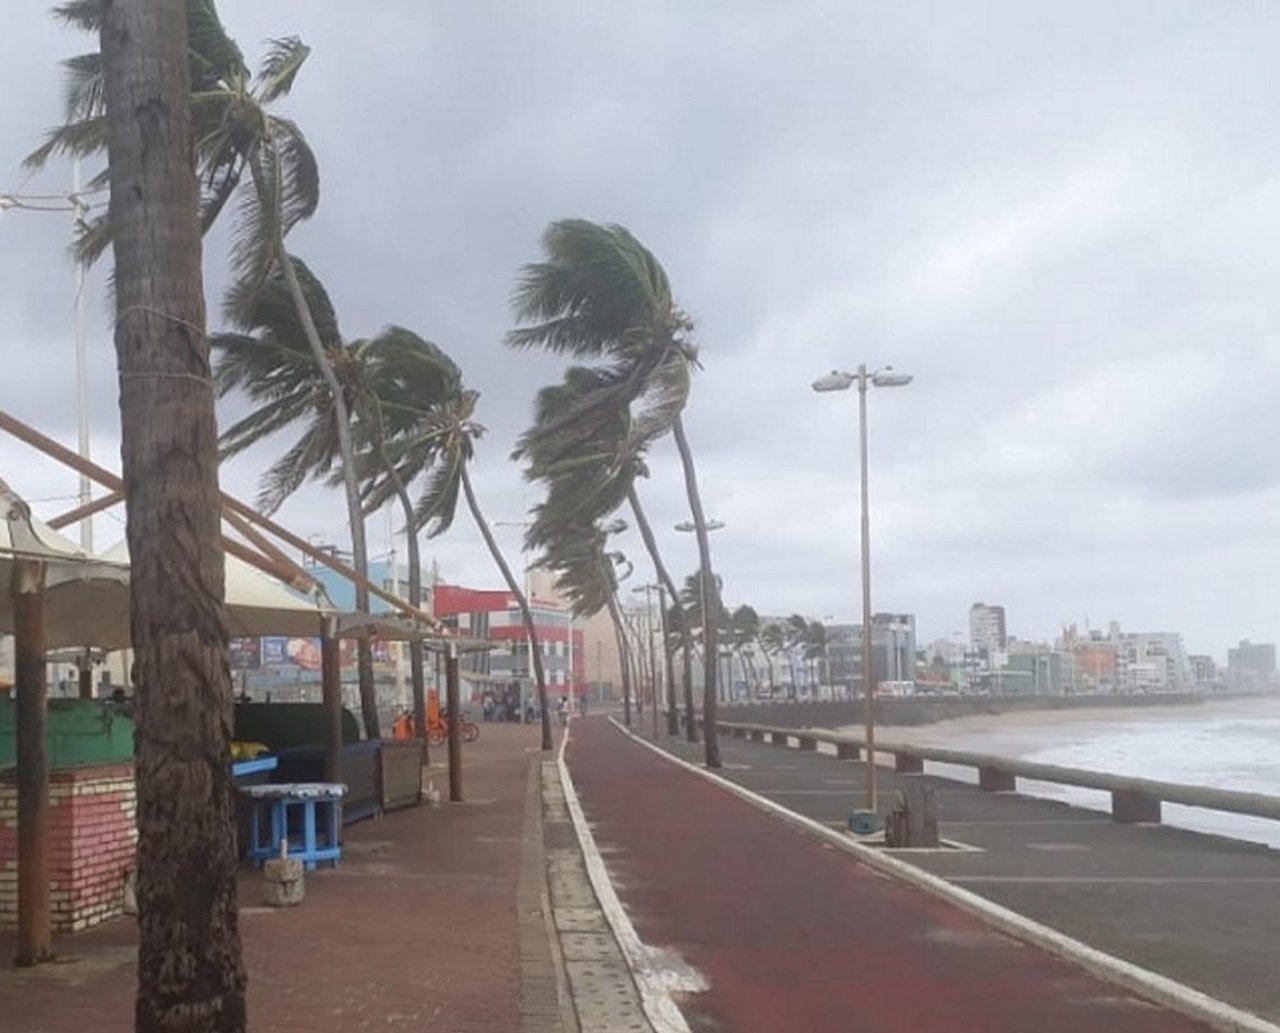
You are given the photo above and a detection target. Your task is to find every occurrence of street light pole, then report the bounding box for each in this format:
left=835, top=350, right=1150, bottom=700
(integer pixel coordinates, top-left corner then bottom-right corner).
left=674, top=519, right=724, bottom=726
left=813, top=364, right=912, bottom=817
left=856, top=366, right=876, bottom=811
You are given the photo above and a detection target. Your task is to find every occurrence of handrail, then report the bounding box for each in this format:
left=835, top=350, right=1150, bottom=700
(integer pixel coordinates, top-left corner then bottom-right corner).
left=716, top=720, right=1280, bottom=824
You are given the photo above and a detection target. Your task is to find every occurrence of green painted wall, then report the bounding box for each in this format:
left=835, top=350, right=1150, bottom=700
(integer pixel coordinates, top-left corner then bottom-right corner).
left=0, top=699, right=135, bottom=769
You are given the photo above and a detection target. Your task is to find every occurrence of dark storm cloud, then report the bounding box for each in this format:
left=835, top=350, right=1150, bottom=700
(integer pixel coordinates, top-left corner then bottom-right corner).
left=3, top=1, right=1280, bottom=658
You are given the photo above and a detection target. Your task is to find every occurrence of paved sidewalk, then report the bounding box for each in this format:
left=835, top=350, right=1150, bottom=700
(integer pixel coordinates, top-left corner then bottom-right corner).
left=0, top=723, right=557, bottom=1033
left=566, top=715, right=1215, bottom=1033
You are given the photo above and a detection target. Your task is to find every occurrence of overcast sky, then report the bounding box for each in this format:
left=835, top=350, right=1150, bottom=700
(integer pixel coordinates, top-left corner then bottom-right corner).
left=3, top=1, right=1279, bottom=661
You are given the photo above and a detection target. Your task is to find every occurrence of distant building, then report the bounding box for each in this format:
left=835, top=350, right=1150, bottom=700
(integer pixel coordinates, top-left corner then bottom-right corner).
left=1227, top=640, right=1275, bottom=688
left=432, top=584, right=583, bottom=699
left=969, top=603, right=1007, bottom=658
left=872, top=613, right=916, bottom=685
left=1188, top=654, right=1217, bottom=686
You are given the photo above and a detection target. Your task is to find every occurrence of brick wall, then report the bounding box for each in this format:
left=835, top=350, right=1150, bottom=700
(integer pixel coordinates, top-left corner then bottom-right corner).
left=0, top=762, right=136, bottom=932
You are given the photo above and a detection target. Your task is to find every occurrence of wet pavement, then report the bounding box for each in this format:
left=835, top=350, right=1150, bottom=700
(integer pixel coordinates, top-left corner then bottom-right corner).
left=653, top=720, right=1280, bottom=1026
left=565, top=715, right=1225, bottom=1033
left=0, top=723, right=580, bottom=1033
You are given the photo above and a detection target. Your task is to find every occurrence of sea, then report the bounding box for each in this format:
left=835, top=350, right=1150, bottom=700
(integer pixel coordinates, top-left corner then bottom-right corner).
left=872, top=694, right=1280, bottom=849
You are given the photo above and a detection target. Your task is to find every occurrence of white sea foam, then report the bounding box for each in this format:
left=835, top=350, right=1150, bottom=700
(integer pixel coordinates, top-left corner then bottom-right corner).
left=890, top=695, right=1280, bottom=848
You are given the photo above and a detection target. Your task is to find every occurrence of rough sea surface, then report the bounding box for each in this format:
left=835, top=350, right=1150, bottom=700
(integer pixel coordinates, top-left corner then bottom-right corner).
left=886, top=694, right=1280, bottom=848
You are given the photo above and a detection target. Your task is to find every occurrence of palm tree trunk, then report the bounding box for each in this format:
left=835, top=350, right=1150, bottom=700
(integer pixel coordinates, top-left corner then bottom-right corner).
left=671, top=416, right=720, bottom=767
left=394, top=481, right=426, bottom=756
left=100, top=1, right=246, bottom=1026
left=250, top=156, right=379, bottom=739
left=626, top=485, right=689, bottom=736
left=459, top=465, right=552, bottom=751
left=604, top=588, right=633, bottom=724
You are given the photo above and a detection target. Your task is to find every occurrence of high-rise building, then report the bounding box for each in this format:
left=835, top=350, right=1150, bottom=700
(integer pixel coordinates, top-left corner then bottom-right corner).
left=969, top=603, right=1007, bottom=657
left=1227, top=640, right=1275, bottom=687
left=872, top=613, right=916, bottom=685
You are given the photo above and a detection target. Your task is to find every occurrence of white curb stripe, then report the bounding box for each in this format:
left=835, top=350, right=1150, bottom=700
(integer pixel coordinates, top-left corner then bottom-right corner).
left=556, top=720, right=704, bottom=1033
left=611, top=718, right=1279, bottom=1033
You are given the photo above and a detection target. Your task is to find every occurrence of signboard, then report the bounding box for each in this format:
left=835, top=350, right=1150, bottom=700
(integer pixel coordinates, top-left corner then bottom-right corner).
left=229, top=637, right=261, bottom=670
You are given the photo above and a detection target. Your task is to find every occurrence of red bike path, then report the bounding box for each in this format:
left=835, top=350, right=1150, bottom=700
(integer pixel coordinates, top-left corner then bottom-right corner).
left=565, top=716, right=1213, bottom=1033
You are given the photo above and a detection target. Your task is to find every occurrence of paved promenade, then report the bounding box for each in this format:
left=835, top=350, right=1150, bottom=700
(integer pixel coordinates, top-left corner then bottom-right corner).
left=0, top=722, right=561, bottom=1033
left=565, top=715, right=1225, bottom=1033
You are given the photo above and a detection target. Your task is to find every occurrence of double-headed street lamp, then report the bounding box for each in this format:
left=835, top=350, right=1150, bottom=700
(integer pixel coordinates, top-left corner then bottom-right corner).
left=674, top=518, right=724, bottom=698
left=812, top=365, right=912, bottom=818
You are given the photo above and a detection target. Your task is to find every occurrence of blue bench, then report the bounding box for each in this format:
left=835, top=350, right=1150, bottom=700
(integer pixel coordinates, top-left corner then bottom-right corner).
left=240, top=782, right=347, bottom=870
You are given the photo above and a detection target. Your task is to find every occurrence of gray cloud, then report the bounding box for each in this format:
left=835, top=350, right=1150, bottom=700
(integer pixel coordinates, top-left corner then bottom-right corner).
left=3, top=1, right=1279, bottom=660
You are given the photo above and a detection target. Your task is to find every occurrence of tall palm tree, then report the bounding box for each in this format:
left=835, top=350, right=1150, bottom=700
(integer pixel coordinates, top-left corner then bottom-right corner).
left=528, top=517, right=635, bottom=725
left=508, top=220, right=724, bottom=765
left=516, top=366, right=695, bottom=738
left=728, top=605, right=762, bottom=699
left=99, top=0, right=244, bottom=1025
left=363, top=379, right=555, bottom=751
left=212, top=259, right=456, bottom=739
left=29, top=1, right=383, bottom=734
left=759, top=621, right=787, bottom=697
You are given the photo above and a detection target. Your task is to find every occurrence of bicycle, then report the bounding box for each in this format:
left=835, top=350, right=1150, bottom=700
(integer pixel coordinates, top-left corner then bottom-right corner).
left=427, top=713, right=480, bottom=745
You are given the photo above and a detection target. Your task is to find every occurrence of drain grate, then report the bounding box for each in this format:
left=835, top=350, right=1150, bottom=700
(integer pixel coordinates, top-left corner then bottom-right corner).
left=565, top=959, right=651, bottom=1032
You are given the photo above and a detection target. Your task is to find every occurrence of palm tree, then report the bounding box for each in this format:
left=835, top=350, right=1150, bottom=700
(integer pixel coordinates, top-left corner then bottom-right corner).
left=361, top=377, right=555, bottom=752
left=29, top=1, right=383, bottom=734
left=728, top=605, right=762, bottom=699
left=212, top=259, right=456, bottom=739
left=99, top=0, right=245, bottom=1024
left=759, top=621, right=787, bottom=697
left=528, top=517, right=635, bottom=725
left=507, top=219, right=724, bottom=766
left=516, top=366, right=696, bottom=738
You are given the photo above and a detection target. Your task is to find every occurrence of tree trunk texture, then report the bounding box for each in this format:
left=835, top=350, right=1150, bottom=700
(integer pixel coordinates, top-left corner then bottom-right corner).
left=670, top=416, right=720, bottom=767
left=381, top=454, right=427, bottom=760
left=255, top=160, right=379, bottom=740
left=321, top=620, right=343, bottom=784
left=459, top=465, right=552, bottom=751
left=100, top=1, right=247, bottom=1028
left=626, top=486, right=686, bottom=736
left=604, top=588, right=633, bottom=725
left=13, top=562, right=50, bottom=967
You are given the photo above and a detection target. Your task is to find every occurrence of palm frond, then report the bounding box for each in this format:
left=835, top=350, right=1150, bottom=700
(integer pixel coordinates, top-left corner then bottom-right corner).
left=23, top=114, right=107, bottom=170
left=62, top=52, right=102, bottom=121
left=186, top=0, right=248, bottom=85
left=256, top=37, right=310, bottom=104
left=52, top=1, right=102, bottom=31
left=414, top=449, right=464, bottom=538
left=270, top=117, right=319, bottom=230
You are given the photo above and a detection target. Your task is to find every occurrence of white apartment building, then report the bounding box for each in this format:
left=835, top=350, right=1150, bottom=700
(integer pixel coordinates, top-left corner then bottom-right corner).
left=969, top=603, right=1007, bottom=657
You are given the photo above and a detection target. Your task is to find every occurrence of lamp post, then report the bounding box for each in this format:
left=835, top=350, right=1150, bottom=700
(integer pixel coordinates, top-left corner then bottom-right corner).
left=812, top=365, right=912, bottom=816
left=674, top=518, right=724, bottom=703
left=631, top=583, right=661, bottom=737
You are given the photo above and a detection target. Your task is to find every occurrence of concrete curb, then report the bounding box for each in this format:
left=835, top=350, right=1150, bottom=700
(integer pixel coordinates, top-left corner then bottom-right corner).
left=557, top=720, right=704, bottom=1033
left=611, top=718, right=1280, bottom=1033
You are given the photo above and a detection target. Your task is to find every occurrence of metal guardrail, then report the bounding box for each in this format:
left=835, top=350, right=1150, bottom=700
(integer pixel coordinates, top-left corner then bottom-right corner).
left=715, top=720, right=1280, bottom=825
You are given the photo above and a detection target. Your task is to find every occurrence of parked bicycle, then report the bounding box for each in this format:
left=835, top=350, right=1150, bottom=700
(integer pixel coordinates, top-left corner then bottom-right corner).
left=427, top=710, right=480, bottom=746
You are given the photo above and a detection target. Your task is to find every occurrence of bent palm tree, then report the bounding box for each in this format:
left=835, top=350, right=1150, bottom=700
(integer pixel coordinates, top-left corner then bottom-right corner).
left=528, top=518, right=635, bottom=725
left=509, top=220, right=723, bottom=765
left=30, top=3, right=383, bottom=734
left=213, top=261, right=455, bottom=739
left=516, top=366, right=695, bottom=737
left=366, top=382, right=554, bottom=751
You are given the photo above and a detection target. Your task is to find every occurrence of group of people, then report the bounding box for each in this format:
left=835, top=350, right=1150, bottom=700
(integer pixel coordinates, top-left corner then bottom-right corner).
left=478, top=688, right=587, bottom=725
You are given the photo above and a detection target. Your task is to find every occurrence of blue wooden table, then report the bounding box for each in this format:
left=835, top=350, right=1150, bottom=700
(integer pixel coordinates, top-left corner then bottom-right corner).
left=240, top=782, right=347, bottom=870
